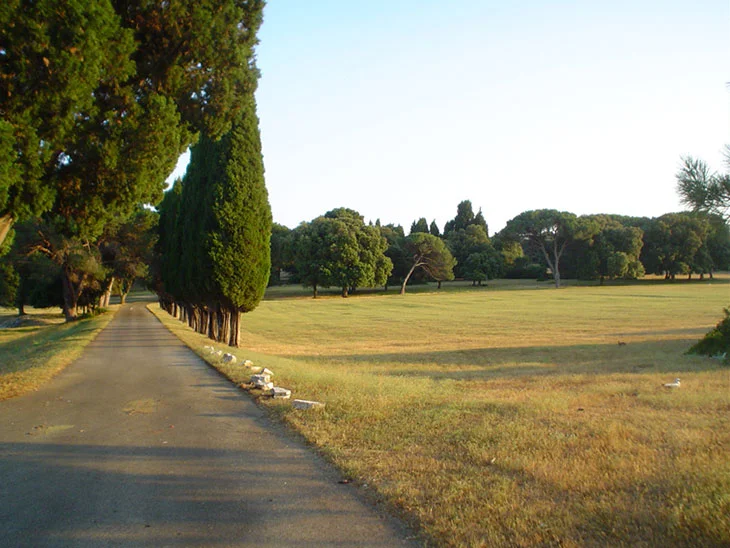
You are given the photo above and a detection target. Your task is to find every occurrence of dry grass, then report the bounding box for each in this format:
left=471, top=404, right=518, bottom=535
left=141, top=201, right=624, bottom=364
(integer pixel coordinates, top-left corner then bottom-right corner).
left=151, top=277, right=730, bottom=547
left=0, top=307, right=117, bottom=400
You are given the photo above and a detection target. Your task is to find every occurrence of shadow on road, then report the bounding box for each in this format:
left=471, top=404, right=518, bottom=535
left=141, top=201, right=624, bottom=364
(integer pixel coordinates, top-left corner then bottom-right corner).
left=0, top=441, right=381, bottom=546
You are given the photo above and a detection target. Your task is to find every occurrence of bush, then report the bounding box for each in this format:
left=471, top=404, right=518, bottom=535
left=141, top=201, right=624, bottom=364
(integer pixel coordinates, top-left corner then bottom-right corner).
left=688, top=307, right=730, bottom=363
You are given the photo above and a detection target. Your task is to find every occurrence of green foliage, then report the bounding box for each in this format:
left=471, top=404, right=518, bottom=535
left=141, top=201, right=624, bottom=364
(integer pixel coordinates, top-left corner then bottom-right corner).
left=500, top=209, right=578, bottom=287
left=410, top=217, right=429, bottom=235
left=291, top=209, right=392, bottom=297
left=100, top=207, right=158, bottom=301
left=0, top=0, right=134, bottom=224
left=676, top=154, right=730, bottom=221
left=463, top=251, right=501, bottom=285
left=688, top=308, right=730, bottom=363
left=0, top=262, right=19, bottom=308
left=208, top=98, right=272, bottom=312
left=429, top=220, right=441, bottom=237
left=641, top=213, right=709, bottom=279
left=561, top=215, right=645, bottom=282
left=446, top=224, right=499, bottom=279
left=270, top=223, right=292, bottom=285
left=443, top=199, right=488, bottom=237
left=400, top=233, right=456, bottom=293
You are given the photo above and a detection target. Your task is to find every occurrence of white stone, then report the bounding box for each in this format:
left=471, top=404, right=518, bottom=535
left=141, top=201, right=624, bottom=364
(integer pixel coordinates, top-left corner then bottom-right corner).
left=269, top=387, right=292, bottom=399
left=222, top=353, right=237, bottom=363
left=261, top=368, right=274, bottom=376
left=292, top=399, right=325, bottom=410
left=214, top=350, right=223, bottom=357
left=243, top=360, right=254, bottom=367
left=203, top=345, right=214, bottom=353
left=251, top=374, right=271, bottom=388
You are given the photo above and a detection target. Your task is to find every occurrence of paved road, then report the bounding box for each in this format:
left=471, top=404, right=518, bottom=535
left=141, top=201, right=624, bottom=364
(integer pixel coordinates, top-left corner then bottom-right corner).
left=0, top=304, right=413, bottom=547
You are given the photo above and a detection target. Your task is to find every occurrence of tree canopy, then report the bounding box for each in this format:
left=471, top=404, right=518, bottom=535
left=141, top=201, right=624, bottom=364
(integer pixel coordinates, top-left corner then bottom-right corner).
left=290, top=208, right=392, bottom=297
left=400, top=233, right=456, bottom=294
left=676, top=152, right=730, bottom=222
left=0, top=0, right=266, bottom=250
left=501, top=210, right=579, bottom=288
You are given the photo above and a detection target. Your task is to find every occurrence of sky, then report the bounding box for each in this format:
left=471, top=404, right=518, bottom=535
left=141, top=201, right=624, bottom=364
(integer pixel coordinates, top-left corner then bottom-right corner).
left=168, top=1, right=729, bottom=234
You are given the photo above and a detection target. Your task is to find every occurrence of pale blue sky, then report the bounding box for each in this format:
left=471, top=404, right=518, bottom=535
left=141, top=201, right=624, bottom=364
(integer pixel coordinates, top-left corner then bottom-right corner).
left=169, top=1, right=729, bottom=234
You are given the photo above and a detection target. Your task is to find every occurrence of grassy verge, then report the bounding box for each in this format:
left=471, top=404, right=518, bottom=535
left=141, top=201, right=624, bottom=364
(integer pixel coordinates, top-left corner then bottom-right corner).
left=150, top=278, right=730, bottom=547
left=0, top=307, right=118, bottom=401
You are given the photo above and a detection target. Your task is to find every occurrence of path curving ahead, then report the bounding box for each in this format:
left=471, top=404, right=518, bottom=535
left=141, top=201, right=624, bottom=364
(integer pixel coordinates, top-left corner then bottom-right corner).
left=0, top=304, right=413, bottom=547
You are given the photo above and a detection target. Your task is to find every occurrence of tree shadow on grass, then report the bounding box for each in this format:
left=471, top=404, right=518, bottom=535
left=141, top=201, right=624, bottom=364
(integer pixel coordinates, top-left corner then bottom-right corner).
left=298, top=337, right=725, bottom=381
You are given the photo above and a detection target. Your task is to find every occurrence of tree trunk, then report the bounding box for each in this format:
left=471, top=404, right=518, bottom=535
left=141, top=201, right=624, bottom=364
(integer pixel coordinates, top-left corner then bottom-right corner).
left=17, top=303, right=25, bottom=316
left=312, top=284, right=318, bottom=298
left=101, top=277, right=114, bottom=308
left=221, top=309, right=230, bottom=344
left=401, top=260, right=421, bottom=295
left=0, top=213, right=13, bottom=249
left=341, top=287, right=348, bottom=298
left=61, top=269, right=80, bottom=321
left=437, top=280, right=442, bottom=289
left=228, top=308, right=240, bottom=347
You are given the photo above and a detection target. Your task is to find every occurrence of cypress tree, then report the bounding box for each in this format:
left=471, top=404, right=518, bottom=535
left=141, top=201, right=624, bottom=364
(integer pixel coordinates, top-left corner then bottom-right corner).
left=208, top=95, right=272, bottom=346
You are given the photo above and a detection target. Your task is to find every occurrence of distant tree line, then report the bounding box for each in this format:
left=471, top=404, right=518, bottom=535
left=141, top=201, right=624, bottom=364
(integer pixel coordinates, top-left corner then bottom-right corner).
left=270, top=195, right=730, bottom=295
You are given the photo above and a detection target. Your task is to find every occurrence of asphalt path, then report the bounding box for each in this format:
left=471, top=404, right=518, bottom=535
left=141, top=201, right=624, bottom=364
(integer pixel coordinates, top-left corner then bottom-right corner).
left=0, top=304, right=413, bottom=547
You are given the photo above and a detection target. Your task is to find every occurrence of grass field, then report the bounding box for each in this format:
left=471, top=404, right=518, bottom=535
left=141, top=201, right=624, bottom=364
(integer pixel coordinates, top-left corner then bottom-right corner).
left=153, top=278, right=730, bottom=547
left=0, top=306, right=117, bottom=401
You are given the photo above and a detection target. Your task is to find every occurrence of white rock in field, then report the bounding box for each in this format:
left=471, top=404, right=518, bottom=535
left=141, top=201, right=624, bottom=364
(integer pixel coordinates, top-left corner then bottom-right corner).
left=243, top=360, right=254, bottom=367
left=261, top=368, right=274, bottom=377
left=292, top=399, right=325, bottom=410
left=203, top=345, right=214, bottom=353
left=214, top=350, right=223, bottom=357
left=260, top=381, right=274, bottom=391
left=269, top=387, right=292, bottom=399
left=663, top=378, right=681, bottom=388
left=249, top=366, right=262, bottom=373
left=222, top=353, right=237, bottom=363
left=251, top=374, right=271, bottom=388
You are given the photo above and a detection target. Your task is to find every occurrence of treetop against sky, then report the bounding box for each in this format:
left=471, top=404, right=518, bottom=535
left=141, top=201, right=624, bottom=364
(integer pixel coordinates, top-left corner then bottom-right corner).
left=169, top=1, right=728, bottom=234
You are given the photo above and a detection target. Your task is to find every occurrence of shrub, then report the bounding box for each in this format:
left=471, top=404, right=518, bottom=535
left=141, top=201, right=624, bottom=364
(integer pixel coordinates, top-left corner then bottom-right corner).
left=688, top=307, right=730, bottom=363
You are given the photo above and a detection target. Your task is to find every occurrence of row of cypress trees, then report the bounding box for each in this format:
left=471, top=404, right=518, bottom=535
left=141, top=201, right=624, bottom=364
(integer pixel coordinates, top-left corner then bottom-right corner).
left=155, top=93, right=271, bottom=347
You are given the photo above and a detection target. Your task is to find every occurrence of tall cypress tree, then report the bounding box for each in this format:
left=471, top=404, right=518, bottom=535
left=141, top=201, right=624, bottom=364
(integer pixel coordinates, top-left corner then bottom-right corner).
left=208, top=95, right=271, bottom=346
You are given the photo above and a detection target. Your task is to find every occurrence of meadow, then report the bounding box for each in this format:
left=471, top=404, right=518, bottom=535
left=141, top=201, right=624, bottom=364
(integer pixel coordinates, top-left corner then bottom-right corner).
left=152, top=276, right=730, bottom=547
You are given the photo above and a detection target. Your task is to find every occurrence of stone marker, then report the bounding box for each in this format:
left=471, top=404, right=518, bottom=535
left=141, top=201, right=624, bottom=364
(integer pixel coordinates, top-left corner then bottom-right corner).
left=269, top=387, right=292, bottom=399
left=251, top=374, right=271, bottom=388
left=222, top=353, right=237, bottom=363
left=261, top=368, right=274, bottom=376
left=292, top=399, right=325, bottom=410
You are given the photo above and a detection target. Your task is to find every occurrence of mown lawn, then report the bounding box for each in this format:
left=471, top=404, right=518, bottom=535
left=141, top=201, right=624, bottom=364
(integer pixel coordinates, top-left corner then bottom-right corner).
left=0, top=307, right=117, bottom=401
left=152, top=277, right=730, bottom=547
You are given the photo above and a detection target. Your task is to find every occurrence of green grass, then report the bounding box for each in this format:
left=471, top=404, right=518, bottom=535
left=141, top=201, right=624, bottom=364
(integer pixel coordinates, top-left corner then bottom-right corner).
left=0, top=306, right=117, bottom=400
left=151, top=277, right=730, bottom=547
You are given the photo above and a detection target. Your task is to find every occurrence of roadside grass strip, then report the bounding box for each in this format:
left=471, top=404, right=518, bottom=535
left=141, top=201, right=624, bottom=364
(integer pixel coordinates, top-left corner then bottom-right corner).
left=0, top=308, right=118, bottom=401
